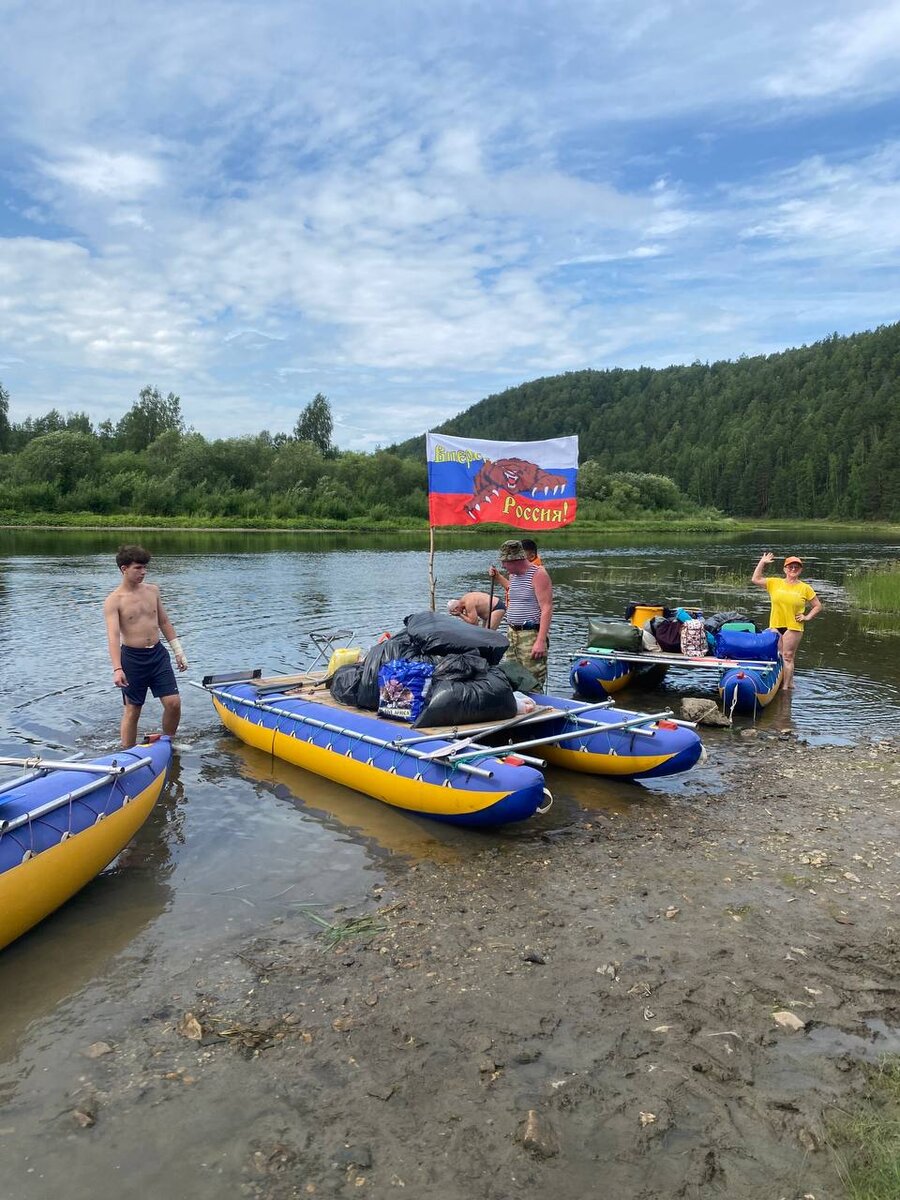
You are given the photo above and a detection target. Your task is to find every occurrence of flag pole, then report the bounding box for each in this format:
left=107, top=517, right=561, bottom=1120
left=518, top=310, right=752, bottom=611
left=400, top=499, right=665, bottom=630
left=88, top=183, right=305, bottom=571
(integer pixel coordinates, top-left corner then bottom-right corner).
left=428, top=524, right=436, bottom=611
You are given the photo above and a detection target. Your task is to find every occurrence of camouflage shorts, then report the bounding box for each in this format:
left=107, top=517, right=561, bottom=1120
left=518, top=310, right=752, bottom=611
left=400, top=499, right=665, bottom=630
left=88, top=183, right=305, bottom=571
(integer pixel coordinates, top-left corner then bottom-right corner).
left=504, top=627, right=548, bottom=691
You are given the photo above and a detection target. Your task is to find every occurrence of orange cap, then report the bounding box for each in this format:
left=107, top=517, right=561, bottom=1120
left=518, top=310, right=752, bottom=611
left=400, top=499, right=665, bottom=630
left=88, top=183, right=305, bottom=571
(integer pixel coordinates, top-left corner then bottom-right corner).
left=784, top=556, right=803, bottom=566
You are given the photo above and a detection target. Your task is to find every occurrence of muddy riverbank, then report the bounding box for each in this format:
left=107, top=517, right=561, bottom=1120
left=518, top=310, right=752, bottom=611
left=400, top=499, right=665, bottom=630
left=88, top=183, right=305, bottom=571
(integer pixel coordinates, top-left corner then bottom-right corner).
left=8, top=734, right=900, bottom=1200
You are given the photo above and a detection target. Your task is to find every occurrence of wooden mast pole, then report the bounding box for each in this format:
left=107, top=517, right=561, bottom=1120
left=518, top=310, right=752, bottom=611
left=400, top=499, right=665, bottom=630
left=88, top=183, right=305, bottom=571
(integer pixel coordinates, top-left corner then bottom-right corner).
left=428, top=524, right=436, bottom=611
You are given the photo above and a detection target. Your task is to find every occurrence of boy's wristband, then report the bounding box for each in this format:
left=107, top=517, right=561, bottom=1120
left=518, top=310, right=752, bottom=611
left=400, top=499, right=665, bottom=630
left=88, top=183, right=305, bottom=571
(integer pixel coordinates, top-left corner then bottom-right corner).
left=169, top=637, right=184, bottom=657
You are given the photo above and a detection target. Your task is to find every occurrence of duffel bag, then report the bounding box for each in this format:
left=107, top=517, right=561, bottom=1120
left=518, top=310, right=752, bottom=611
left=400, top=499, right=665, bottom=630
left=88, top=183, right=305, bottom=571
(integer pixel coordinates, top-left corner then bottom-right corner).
left=587, top=617, right=642, bottom=652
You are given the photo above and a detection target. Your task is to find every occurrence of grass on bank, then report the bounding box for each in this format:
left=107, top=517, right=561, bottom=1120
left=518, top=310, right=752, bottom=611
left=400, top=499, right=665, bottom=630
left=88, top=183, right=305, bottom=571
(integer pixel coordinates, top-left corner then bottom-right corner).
left=4, top=510, right=898, bottom=539
left=829, top=1059, right=900, bottom=1200
left=846, top=562, right=900, bottom=614
left=298, top=909, right=386, bottom=949
left=0, top=508, right=734, bottom=534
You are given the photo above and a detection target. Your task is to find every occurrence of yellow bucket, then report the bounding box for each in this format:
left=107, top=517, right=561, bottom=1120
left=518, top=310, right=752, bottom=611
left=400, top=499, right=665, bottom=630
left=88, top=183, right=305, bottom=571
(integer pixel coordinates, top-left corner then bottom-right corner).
left=326, top=647, right=362, bottom=674
left=628, top=604, right=664, bottom=629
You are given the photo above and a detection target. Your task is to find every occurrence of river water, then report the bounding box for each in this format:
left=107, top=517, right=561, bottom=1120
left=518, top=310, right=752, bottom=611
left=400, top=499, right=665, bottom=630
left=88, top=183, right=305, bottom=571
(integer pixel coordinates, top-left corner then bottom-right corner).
left=0, top=526, right=897, bottom=1195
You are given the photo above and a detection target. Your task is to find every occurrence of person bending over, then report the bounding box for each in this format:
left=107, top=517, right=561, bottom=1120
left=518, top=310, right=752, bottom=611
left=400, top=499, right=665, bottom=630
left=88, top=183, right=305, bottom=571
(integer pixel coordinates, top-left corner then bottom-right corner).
left=104, top=544, right=188, bottom=747
left=447, top=591, right=506, bottom=630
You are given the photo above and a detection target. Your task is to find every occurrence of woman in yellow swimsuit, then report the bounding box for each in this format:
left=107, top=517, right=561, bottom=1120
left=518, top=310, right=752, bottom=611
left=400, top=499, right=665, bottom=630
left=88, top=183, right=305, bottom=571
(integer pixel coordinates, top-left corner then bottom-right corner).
left=751, top=553, right=823, bottom=691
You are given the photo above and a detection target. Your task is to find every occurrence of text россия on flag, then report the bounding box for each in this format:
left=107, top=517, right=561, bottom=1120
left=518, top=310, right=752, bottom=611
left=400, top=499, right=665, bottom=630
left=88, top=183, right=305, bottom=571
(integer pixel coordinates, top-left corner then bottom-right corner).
left=426, top=433, right=579, bottom=529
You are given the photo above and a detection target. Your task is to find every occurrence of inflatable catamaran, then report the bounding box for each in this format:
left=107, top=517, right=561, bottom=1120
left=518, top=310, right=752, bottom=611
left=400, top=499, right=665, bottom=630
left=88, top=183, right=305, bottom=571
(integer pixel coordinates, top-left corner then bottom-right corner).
left=200, top=671, right=703, bottom=827
left=569, top=606, right=783, bottom=715
left=199, top=615, right=704, bottom=828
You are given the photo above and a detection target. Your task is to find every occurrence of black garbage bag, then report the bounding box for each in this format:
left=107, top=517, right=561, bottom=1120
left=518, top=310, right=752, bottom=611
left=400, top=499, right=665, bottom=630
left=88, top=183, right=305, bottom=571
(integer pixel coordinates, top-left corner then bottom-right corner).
left=403, top=611, right=509, bottom=665
left=329, top=662, right=364, bottom=707
left=431, top=651, right=489, bottom=682
left=412, top=664, right=517, bottom=728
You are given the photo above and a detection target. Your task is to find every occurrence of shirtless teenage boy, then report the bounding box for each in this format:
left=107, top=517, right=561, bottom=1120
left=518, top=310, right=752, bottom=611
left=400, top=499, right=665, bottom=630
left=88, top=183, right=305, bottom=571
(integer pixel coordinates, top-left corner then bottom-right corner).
left=104, top=545, right=188, bottom=747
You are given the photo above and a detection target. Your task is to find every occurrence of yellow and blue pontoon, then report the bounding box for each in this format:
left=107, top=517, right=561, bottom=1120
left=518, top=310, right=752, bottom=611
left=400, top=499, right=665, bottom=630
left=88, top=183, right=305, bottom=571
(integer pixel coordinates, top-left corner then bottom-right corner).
left=201, top=671, right=703, bottom=827
left=0, top=737, right=171, bottom=950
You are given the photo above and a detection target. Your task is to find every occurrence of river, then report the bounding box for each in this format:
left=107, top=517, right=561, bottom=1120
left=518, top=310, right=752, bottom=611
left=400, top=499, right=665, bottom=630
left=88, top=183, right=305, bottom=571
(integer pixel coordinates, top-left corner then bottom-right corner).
left=0, top=526, right=897, bottom=1196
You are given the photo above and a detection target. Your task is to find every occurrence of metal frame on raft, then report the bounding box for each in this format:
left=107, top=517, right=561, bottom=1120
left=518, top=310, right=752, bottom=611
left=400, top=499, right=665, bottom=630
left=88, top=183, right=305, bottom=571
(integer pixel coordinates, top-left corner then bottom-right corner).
left=195, top=675, right=696, bottom=773
left=571, top=650, right=778, bottom=671
left=0, top=755, right=153, bottom=833
left=195, top=681, right=497, bottom=780
left=439, top=708, right=682, bottom=764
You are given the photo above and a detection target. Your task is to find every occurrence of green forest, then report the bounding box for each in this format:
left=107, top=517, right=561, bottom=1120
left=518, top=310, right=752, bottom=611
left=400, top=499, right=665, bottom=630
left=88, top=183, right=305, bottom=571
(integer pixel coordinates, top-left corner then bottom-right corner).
left=0, top=387, right=714, bottom=528
left=0, top=390, right=429, bottom=527
left=0, top=321, right=897, bottom=527
left=397, top=322, right=900, bottom=521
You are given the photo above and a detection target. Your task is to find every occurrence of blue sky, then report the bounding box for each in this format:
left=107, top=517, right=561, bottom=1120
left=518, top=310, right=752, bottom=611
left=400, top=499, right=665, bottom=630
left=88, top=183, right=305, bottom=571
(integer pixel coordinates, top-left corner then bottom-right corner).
left=1, top=0, right=898, bottom=450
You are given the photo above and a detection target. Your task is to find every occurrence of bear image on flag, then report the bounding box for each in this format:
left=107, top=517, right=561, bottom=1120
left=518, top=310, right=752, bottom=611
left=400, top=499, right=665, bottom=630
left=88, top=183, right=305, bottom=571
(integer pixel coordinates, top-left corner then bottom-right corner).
left=426, top=434, right=579, bottom=530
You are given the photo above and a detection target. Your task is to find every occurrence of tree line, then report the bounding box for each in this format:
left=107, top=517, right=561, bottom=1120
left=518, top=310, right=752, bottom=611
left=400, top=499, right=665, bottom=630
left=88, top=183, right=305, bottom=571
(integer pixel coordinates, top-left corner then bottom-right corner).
left=394, top=322, right=900, bottom=521
left=0, top=385, right=708, bottom=525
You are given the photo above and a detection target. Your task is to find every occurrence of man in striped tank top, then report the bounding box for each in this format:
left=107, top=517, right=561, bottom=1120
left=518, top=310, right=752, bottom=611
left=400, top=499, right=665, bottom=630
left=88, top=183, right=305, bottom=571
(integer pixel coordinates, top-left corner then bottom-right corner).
left=489, top=539, right=553, bottom=691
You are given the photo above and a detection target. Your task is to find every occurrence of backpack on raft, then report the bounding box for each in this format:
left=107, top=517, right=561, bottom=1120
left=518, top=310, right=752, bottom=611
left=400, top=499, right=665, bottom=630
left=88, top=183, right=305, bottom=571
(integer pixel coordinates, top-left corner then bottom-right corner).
left=679, top=618, right=708, bottom=658
left=650, top=617, right=683, bottom=653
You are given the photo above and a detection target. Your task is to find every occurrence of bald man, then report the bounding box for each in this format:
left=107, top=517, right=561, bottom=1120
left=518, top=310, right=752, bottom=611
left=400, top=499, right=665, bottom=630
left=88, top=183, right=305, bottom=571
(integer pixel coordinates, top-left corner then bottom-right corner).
left=447, top=591, right=506, bottom=630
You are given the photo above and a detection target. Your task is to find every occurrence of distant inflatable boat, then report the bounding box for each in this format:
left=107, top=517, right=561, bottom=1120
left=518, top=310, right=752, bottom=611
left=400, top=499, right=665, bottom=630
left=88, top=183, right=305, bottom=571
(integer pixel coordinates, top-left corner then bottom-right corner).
left=572, top=607, right=783, bottom=716
left=0, top=738, right=171, bottom=950
left=719, top=659, right=784, bottom=712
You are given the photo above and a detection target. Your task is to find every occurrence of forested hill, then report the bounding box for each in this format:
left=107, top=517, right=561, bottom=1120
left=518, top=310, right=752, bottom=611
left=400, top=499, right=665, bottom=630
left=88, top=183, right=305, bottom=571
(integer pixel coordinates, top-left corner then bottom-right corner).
left=398, top=323, right=900, bottom=520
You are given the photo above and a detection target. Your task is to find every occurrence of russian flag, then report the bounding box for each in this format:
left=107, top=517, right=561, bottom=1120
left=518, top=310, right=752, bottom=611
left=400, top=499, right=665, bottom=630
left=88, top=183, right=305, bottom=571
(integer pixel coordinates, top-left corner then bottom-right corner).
left=426, top=433, right=579, bottom=529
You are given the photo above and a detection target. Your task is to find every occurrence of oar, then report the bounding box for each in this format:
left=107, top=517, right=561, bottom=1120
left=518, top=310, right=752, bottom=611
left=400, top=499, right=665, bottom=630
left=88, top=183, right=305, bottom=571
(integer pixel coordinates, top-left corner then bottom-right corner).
left=417, top=698, right=615, bottom=759
left=448, top=709, right=677, bottom=763
left=484, top=567, right=496, bottom=628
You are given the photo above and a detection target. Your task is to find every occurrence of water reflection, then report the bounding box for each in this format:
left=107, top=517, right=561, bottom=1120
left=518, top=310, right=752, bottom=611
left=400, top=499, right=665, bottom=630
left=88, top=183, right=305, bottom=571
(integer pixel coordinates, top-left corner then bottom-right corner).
left=0, top=831, right=173, bottom=1066
left=0, top=529, right=897, bottom=1043
left=225, top=738, right=466, bottom=864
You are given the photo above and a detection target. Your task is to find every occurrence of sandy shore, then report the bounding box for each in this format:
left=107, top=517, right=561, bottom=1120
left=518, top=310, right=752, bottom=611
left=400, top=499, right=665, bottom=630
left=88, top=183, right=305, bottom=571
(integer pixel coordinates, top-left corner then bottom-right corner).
left=14, top=734, right=900, bottom=1200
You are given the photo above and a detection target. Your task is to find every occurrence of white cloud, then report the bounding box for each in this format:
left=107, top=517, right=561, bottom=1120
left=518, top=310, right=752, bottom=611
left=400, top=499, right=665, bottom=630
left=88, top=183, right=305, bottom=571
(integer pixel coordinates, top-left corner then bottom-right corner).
left=736, top=143, right=900, bottom=262
left=0, top=237, right=207, bottom=372
left=39, top=147, right=164, bottom=198
left=0, top=1, right=898, bottom=447
left=765, top=5, right=900, bottom=99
